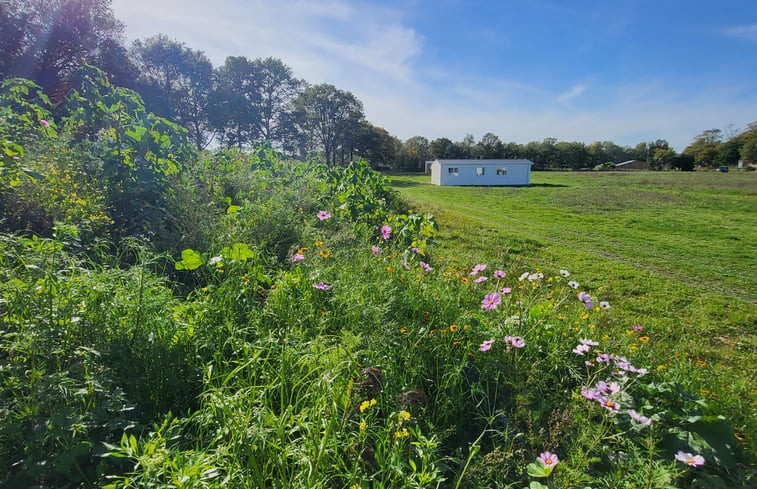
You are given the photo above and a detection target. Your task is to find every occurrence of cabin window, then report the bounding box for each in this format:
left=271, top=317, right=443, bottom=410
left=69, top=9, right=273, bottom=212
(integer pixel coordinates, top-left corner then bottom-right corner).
left=497, top=168, right=507, bottom=175
left=476, top=167, right=485, bottom=176
left=448, top=167, right=459, bottom=176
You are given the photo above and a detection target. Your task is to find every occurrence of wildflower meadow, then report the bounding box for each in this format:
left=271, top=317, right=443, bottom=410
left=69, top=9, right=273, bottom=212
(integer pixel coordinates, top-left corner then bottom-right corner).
left=0, top=73, right=754, bottom=488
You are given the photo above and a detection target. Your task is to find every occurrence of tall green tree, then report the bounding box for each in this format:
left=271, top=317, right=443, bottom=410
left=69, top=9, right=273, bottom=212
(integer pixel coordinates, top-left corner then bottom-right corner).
left=250, top=57, right=304, bottom=149
left=740, top=138, right=757, bottom=164
left=354, top=122, right=399, bottom=168
left=402, top=135, right=430, bottom=171
left=0, top=0, right=125, bottom=98
left=0, top=1, right=32, bottom=79
left=131, top=35, right=214, bottom=149
left=684, top=129, right=723, bottom=167
left=652, top=147, right=677, bottom=169
left=428, top=137, right=456, bottom=160
left=474, top=132, right=504, bottom=159
left=455, top=133, right=476, bottom=159
left=555, top=141, right=588, bottom=170
left=294, top=84, right=364, bottom=166
left=208, top=56, right=258, bottom=148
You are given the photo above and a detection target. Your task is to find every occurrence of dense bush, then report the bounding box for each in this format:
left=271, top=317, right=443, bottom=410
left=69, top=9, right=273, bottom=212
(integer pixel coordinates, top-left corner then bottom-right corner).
left=0, top=75, right=753, bottom=488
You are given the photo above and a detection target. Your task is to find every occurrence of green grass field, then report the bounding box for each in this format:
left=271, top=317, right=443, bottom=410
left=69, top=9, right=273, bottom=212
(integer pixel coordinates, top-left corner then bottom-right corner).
left=390, top=170, right=757, bottom=442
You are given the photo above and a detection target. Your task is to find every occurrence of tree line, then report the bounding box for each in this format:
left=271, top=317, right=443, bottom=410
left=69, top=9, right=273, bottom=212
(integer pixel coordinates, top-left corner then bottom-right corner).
left=2, top=0, right=755, bottom=170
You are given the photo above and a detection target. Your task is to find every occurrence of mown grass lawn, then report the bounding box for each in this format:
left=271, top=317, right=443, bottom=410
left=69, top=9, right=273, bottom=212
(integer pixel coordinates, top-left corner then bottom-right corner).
left=389, top=170, right=757, bottom=447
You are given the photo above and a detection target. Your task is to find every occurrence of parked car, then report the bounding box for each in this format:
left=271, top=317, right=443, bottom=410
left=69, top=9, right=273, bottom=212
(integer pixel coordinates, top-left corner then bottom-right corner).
left=718, top=166, right=729, bottom=172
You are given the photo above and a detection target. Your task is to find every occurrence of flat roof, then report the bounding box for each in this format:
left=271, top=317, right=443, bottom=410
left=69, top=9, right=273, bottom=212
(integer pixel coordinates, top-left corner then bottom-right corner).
left=433, top=159, right=533, bottom=165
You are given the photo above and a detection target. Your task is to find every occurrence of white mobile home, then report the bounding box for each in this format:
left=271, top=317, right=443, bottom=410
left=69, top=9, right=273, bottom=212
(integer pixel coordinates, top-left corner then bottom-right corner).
left=430, top=159, right=533, bottom=186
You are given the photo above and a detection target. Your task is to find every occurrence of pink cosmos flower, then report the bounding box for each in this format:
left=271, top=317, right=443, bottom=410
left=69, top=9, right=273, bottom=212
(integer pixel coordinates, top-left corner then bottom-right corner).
left=579, top=338, right=599, bottom=346
left=675, top=451, right=705, bottom=467
left=312, top=281, right=331, bottom=290
left=493, top=270, right=506, bottom=278
left=291, top=253, right=304, bottom=262
left=473, top=276, right=487, bottom=283
left=504, top=336, right=526, bottom=348
left=479, top=339, right=494, bottom=352
left=573, top=343, right=591, bottom=355
left=581, top=387, right=599, bottom=400
left=600, top=397, right=620, bottom=412
left=371, top=245, right=381, bottom=255
left=40, top=119, right=50, bottom=127
left=470, top=264, right=487, bottom=276
left=381, top=225, right=392, bottom=240
left=538, top=451, right=559, bottom=468
left=596, top=353, right=612, bottom=364
left=596, top=380, right=621, bottom=396
left=420, top=261, right=433, bottom=272
left=628, top=409, right=652, bottom=426
left=501, top=287, right=512, bottom=294
left=481, top=293, right=501, bottom=310
left=633, top=325, right=644, bottom=331
left=412, top=247, right=420, bottom=253
left=317, top=210, right=331, bottom=221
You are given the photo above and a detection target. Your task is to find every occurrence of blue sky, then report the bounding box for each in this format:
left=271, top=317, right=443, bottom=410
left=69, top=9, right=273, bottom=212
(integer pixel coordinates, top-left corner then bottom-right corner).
left=111, top=0, right=757, bottom=151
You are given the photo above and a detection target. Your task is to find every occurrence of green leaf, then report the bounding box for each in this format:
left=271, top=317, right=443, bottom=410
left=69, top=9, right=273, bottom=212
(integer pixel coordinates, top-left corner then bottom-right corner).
left=527, top=482, right=550, bottom=489
left=175, top=248, right=203, bottom=271
left=222, top=243, right=255, bottom=262
left=526, top=461, right=554, bottom=478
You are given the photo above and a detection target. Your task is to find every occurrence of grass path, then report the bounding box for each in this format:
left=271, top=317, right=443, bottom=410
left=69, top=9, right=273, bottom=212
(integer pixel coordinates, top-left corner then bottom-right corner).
left=390, top=171, right=757, bottom=443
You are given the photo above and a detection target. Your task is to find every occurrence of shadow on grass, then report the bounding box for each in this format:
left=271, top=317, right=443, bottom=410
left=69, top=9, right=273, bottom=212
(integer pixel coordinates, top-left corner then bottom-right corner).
left=389, top=179, right=425, bottom=188
left=529, top=183, right=569, bottom=188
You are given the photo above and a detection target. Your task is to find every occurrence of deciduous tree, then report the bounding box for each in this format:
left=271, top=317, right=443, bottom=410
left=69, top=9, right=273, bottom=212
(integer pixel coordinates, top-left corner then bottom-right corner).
left=1, top=0, right=125, bottom=98
left=131, top=35, right=214, bottom=149
left=250, top=57, right=304, bottom=149
left=294, top=84, right=364, bottom=166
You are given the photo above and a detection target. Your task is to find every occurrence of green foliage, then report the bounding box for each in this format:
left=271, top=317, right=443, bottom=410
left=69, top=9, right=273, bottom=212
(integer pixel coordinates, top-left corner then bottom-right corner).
left=322, top=159, right=402, bottom=224
left=0, top=142, right=754, bottom=488
left=0, top=78, right=56, bottom=190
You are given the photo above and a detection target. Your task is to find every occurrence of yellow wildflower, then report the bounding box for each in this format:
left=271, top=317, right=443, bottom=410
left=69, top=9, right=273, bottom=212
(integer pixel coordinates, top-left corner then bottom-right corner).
left=399, top=410, right=411, bottom=422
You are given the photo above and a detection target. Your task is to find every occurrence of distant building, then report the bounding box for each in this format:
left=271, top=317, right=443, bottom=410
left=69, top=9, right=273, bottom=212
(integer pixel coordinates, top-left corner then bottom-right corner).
left=614, top=160, right=649, bottom=171
left=430, top=159, right=533, bottom=186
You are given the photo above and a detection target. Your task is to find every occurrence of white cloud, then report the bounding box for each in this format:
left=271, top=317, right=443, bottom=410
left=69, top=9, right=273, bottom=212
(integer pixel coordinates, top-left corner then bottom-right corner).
left=111, top=0, right=756, bottom=152
left=112, top=0, right=422, bottom=88
left=557, top=83, right=586, bottom=105
left=722, top=24, right=757, bottom=42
